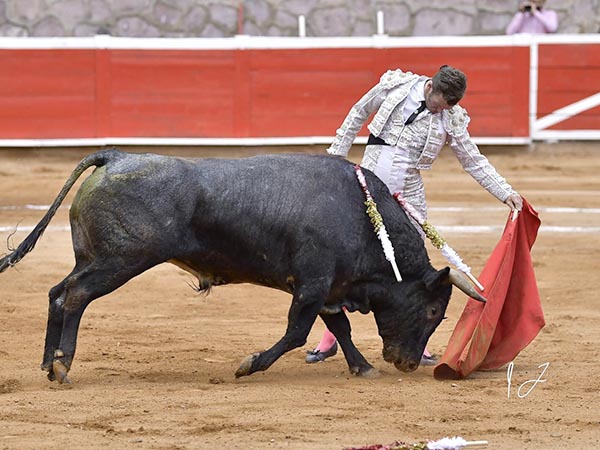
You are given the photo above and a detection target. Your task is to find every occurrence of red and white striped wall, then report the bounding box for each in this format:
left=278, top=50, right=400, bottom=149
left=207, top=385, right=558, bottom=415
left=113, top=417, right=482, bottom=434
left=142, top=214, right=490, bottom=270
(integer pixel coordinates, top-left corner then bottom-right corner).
left=0, top=33, right=598, bottom=147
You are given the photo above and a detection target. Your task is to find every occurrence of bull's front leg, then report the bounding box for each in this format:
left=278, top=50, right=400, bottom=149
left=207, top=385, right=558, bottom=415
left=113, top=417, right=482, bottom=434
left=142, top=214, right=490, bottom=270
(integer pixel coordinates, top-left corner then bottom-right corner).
left=235, top=286, right=325, bottom=378
left=319, top=311, right=378, bottom=377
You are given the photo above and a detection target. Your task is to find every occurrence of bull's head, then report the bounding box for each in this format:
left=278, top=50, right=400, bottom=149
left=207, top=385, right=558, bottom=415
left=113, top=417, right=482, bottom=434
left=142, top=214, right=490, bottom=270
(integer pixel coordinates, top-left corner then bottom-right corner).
left=371, top=267, right=485, bottom=372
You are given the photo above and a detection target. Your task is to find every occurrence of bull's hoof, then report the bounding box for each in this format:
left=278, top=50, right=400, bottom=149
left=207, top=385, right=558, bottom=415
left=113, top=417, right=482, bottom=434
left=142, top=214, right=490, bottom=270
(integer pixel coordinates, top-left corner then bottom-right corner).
left=362, top=367, right=381, bottom=378
left=52, top=359, right=71, bottom=385
left=41, top=361, right=57, bottom=381
left=350, top=365, right=379, bottom=378
left=235, top=353, right=260, bottom=378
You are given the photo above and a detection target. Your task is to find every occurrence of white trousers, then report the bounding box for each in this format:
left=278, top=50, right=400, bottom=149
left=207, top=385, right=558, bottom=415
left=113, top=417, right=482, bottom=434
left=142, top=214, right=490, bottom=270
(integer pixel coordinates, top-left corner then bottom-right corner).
left=361, top=144, right=428, bottom=221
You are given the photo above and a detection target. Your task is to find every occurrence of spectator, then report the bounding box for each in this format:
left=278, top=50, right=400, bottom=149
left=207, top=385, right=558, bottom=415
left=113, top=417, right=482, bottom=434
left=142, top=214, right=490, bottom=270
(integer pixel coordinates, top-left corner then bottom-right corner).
left=506, top=0, right=558, bottom=34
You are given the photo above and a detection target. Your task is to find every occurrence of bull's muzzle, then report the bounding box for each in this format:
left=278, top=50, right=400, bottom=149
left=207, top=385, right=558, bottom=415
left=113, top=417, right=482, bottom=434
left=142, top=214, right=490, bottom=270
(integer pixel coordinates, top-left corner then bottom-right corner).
left=383, top=345, right=420, bottom=372
left=394, top=360, right=420, bottom=372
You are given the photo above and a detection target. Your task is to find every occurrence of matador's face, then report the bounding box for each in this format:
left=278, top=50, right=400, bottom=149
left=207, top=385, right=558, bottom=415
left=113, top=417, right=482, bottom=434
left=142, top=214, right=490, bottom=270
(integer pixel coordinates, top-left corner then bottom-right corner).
left=424, top=80, right=453, bottom=114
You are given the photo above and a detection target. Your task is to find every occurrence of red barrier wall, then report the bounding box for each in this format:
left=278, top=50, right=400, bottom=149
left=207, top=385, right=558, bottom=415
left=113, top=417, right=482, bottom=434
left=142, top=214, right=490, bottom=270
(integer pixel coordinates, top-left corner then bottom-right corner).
left=0, top=36, right=598, bottom=143
left=538, top=43, right=600, bottom=131
left=0, top=44, right=529, bottom=140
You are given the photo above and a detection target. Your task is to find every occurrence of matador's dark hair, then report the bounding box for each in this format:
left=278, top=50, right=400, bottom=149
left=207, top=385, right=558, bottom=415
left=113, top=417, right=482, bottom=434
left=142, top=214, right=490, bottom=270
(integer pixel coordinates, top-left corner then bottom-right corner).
left=431, top=65, right=467, bottom=106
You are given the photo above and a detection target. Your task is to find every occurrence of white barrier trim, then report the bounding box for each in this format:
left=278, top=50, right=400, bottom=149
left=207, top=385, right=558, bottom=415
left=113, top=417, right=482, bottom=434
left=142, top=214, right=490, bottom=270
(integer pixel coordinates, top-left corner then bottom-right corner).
left=0, top=34, right=535, bottom=50
left=0, top=34, right=598, bottom=51
left=534, top=92, right=600, bottom=131
left=532, top=130, right=600, bottom=140
left=2, top=33, right=598, bottom=51
left=0, top=136, right=530, bottom=148
left=529, top=40, right=539, bottom=141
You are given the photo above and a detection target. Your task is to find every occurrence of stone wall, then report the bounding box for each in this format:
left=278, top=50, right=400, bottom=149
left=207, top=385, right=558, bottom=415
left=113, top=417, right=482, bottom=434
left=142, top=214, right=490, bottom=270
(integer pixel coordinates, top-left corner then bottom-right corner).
left=0, top=0, right=598, bottom=38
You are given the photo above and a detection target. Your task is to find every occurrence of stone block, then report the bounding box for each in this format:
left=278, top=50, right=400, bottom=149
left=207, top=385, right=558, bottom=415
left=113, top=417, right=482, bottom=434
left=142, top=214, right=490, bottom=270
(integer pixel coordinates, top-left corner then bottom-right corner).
left=378, top=4, right=411, bottom=35
left=0, top=22, right=27, bottom=36
left=199, top=22, right=227, bottom=37
left=243, top=21, right=261, bottom=36
left=181, top=6, right=208, bottom=34
left=107, top=0, right=152, bottom=15
left=283, top=0, right=319, bottom=16
left=413, top=9, right=474, bottom=36
left=350, top=0, right=373, bottom=21
left=478, top=0, right=517, bottom=14
left=152, top=1, right=183, bottom=29
left=32, top=16, right=66, bottom=36
left=479, top=12, right=514, bottom=35
left=6, top=0, right=45, bottom=24
left=162, top=0, right=196, bottom=10
left=208, top=3, right=237, bottom=33
left=90, top=0, right=112, bottom=23
left=266, top=24, right=288, bottom=36
left=47, top=0, right=92, bottom=33
left=353, top=19, right=374, bottom=36
left=74, top=23, right=102, bottom=36
left=273, top=9, right=298, bottom=33
left=245, top=0, right=272, bottom=28
left=116, top=16, right=161, bottom=37
left=310, top=6, right=352, bottom=37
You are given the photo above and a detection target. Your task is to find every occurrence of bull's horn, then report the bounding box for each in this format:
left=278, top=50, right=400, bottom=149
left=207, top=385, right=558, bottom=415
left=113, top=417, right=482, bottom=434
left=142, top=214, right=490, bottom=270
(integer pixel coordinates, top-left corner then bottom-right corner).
left=448, top=269, right=487, bottom=303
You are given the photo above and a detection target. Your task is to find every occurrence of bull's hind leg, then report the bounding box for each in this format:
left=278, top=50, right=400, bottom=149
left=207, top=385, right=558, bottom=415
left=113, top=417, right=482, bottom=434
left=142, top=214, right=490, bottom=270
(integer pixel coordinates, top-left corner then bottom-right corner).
left=235, top=283, right=328, bottom=378
left=43, top=259, right=153, bottom=384
left=41, top=277, right=72, bottom=380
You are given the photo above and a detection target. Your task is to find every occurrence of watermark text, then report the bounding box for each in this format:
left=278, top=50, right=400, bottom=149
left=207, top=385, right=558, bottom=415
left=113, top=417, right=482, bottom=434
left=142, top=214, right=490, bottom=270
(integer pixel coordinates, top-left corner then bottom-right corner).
left=506, top=361, right=549, bottom=398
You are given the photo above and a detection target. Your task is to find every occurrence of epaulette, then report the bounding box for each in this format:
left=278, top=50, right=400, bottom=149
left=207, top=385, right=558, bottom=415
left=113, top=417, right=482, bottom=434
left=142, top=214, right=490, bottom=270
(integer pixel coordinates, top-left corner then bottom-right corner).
left=443, top=105, right=471, bottom=137
left=379, top=69, right=415, bottom=89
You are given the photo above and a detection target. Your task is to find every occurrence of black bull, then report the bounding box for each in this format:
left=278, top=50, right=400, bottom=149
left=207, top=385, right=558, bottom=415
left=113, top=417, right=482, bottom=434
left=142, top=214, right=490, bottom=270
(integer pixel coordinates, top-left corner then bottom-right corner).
left=0, top=149, right=484, bottom=384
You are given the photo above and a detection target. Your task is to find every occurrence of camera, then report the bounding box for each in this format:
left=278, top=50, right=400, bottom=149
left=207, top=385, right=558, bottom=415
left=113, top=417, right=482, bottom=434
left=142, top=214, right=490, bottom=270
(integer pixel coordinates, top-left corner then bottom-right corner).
left=523, top=5, right=532, bottom=11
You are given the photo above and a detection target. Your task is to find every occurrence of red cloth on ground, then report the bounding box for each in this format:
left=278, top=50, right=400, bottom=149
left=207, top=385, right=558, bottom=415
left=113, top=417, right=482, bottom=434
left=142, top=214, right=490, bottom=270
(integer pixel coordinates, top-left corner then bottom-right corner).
left=433, top=199, right=545, bottom=380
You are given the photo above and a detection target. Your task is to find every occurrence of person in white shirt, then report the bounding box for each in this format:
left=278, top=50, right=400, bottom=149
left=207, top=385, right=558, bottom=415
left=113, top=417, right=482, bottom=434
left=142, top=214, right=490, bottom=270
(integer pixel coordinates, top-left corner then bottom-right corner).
left=306, top=65, right=523, bottom=366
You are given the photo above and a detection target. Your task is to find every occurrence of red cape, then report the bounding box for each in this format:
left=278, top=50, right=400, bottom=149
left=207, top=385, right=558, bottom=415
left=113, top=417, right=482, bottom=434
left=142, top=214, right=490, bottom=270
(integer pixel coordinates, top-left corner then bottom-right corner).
left=433, top=199, right=545, bottom=380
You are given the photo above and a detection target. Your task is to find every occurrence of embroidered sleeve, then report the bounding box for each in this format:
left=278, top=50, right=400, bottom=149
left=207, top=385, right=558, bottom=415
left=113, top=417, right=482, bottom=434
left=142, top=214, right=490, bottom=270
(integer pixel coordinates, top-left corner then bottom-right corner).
left=326, top=81, right=387, bottom=157
left=448, top=128, right=516, bottom=202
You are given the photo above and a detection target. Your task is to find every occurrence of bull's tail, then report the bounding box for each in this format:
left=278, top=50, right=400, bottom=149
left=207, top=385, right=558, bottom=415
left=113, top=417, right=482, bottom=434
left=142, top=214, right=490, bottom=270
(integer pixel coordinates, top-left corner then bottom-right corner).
left=0, top=148, right=122, bottom=273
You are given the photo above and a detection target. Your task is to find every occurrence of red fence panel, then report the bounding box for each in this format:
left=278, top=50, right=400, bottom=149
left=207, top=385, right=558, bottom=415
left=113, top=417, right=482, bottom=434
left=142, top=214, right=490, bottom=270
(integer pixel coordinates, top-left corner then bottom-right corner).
left=537, top=43, right=600, bottom=132
left=0, top=49, right=96, bottom=139
left=0, top=35, right=598, bottom=145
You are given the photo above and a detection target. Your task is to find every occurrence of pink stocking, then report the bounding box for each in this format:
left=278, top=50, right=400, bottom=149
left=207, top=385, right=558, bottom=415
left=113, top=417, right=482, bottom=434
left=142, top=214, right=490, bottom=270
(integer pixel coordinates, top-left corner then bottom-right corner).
left=315, top=328, right=432, bottom=358
left=314, top=328, right=337, bottom=352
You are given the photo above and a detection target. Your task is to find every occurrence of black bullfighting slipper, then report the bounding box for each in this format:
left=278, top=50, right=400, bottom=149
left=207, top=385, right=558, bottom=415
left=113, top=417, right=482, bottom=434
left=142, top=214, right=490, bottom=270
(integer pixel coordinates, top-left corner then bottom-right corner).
left=305, top=341, right=338, bottom=363
left=420, top=354, right=438, bottom=366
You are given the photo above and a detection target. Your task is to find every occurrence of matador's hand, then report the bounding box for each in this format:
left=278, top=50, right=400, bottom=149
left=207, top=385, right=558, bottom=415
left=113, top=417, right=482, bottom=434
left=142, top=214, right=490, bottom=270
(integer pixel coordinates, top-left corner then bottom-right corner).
left=505, top=193, right=523, bottom=211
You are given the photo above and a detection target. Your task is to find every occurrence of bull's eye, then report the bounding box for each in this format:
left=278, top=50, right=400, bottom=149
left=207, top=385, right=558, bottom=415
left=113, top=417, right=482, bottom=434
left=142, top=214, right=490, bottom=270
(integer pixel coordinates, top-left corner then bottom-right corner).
left=427, top=305, right=439, bottom=320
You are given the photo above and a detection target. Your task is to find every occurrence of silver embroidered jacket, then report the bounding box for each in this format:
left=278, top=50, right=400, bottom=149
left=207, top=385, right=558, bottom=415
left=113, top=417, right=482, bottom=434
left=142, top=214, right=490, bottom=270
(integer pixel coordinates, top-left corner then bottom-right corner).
left=327, top=69, right=516, bottom=203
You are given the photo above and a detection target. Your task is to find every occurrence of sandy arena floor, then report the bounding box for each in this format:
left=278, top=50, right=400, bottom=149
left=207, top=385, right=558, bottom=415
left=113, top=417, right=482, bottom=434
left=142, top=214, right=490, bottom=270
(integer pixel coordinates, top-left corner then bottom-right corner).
left=0, top=143, right=599, bottom=449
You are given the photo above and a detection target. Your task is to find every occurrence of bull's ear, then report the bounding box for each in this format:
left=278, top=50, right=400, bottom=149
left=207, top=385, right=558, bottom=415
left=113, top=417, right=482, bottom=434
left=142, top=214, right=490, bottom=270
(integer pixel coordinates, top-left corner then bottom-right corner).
left=423, top=267, right=451, bottom=291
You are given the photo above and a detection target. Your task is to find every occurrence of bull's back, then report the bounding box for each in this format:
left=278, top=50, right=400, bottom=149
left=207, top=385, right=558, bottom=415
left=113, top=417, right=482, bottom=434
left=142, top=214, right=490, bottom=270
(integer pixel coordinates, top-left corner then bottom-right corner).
left=68, top=151, right=403, bottom=286
left=182, top=154, right=369, bottom=284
